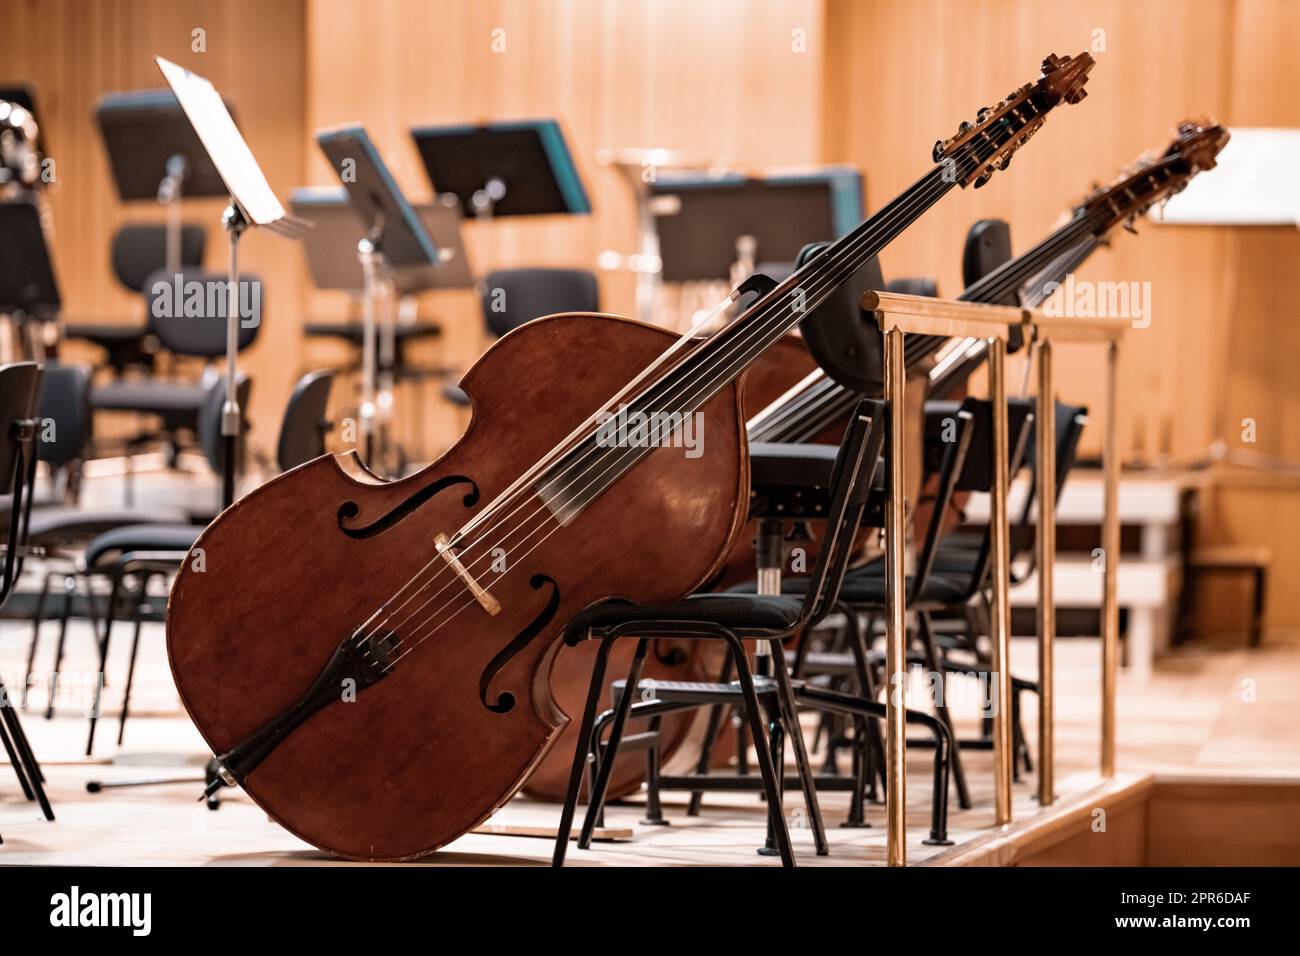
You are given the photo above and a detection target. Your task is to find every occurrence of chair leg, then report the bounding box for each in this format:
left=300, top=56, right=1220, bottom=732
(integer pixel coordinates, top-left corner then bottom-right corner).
left=845, top=715, right=869, bottom=827
left=0, top=684, right=54, bottom=820
left=769, top=637, right=828, bottom=855
left=641, top=714, right=667, bottom=825
left=46, top=574, right=76, bottom=719
left=578, top=638, right=649, bottom=849
left=0, top=697, right=35, bottom=800
left=24, top=571, right=54, bottom=703
left=687, top=649, right=733, bottom=817
left=117, top=587, right=148, bottom=747
left=841, top=601, right=885, bottom=800
left=552, top=633, right=615, bottom=868
left=726, top=635, right=795, bottom=867
left=86, top=569, right=123, bottom=757
left=917, top=610, right=971, bottom=809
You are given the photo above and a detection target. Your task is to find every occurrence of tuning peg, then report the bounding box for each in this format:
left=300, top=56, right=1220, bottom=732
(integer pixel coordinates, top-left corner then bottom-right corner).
left=972, top=169, right=994, bottom=189
left=932, top=140, right=946, bottom=162
left=1124, top=215, right=1139, bottom=234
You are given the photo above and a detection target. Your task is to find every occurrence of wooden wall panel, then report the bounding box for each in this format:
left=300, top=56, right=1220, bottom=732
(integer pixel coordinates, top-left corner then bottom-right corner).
left=824, top=0, right=1236, bottom=464
left=1, top=0, right=308, bottom=444
left=825, top=0, right=1300, bottom=631
left=302, top=0, right=826, bottom=451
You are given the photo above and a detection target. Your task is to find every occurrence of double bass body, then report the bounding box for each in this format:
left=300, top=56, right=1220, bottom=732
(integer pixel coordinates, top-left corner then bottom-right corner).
left=166, top=313, right=748, bottom=860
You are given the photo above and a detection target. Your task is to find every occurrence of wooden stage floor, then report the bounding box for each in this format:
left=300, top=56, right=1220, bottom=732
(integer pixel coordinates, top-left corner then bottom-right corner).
left=3, top=602, right=1296, bottom=866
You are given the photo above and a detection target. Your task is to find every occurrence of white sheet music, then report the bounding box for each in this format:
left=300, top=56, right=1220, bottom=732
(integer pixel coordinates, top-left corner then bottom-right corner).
left=1152, top=127, right=1300, bottom=227
left=155, top=57, right=289, bottom=229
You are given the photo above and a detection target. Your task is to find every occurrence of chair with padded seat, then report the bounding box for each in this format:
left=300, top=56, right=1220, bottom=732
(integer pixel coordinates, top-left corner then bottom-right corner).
left=82, top=369, right=334, bottom=754
left=553, top=399, right=889, bottom=867
left=24, top=370, right=249, bottom=719
left=89, top=266, right=262, bottom=490
left=443, top=268, right=599, bottom=406
left=0, top=360, right=95, bottom=534
left=63, top=223, right=207, bottom=378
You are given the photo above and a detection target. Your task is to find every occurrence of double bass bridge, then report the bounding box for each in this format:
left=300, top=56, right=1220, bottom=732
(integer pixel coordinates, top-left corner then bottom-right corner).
left=434, top=533, right=501, bottom=616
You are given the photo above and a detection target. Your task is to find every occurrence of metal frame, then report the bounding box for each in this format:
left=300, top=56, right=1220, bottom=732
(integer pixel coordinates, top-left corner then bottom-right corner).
left=865, top=290, right=1020, bottom=864
left=1024, top=314, right=1126, bottom=782
left=864, top=293, right=1127, bottom=863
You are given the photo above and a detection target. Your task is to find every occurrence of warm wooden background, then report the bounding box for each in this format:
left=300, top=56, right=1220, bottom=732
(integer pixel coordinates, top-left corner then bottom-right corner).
left=4, top=0, right=1297, bottom=633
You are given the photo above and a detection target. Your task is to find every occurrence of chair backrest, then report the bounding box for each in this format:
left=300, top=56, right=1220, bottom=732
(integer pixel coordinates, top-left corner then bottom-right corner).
left=1010, top=401, right=1088, bottom=575
left=921, top=396, right=1035, bottom=598
left=145, top=267, right=262, bottom=356
left=962, top=218, right=1025, bottom=352
left=0, top=362, right=42, bottom=496
left=925, top=397, right=1034, bottom=493
left=479, top=268, right=599, bottom=339
left=0, top=362, right=42, bottom=604
left=801, top=398, right=889, bottom=627
left=35, top=361, right=92, bottom=469
left=962, top=219, right=1013, bottom=295
left=276, top=369, right=335, bottom=473
left=912, top=403, right=977, bottom=600
left=197, top=373, right=252, bottom=476
left=111, top=224, right=206, bottom=293
left=793, top=240, right=887, bottom=394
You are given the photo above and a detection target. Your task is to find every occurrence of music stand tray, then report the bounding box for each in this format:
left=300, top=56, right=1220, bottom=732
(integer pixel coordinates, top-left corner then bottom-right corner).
left=0, top=201, right=60, bottom=318
left=410, top=119, right=591, bottom=218
left=316, top=126, right=441, bottom=270
left=95, top=88, right=237, bottom=201
left=652, top=166, right=863, bottom=282
left=291, top=186, right=472, bottom=292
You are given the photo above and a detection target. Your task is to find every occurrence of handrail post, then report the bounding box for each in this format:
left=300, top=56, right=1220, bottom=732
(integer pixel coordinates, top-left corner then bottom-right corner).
left=1035, top=334, right=1056, bottom=805
left=883, top=326, right=908, bottom=866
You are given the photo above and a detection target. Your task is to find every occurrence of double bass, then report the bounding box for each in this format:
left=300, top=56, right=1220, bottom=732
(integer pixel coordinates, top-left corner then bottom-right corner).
left=166, top=53, right=1092, bottom=859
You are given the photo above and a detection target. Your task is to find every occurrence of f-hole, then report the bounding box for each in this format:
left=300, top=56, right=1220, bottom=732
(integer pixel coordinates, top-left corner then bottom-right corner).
left=337, top=475, right=480, bottom=539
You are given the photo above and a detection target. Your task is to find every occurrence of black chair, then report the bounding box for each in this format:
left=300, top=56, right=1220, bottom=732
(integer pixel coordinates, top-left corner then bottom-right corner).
left=769, top=398, right=1034, bottom=809
left=0, top=360, right=94, bottom=531
left=0, top=361, right=55, bottom=825
left=552, top=399, right=890, bottom=867
left=83, top=369, right=334, bottom=754
left=26, top=371, right=248, bottom=721
left=918, top=400, right=1088, bottom=775
left=443, top=268, right=599, bottom=406
left=90, top=266, right=262, bottom=487
left=63, top=223, right=207, bottom=378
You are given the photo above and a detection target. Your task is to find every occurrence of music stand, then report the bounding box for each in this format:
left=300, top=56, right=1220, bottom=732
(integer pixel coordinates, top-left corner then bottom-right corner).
left=652, top=166, right=863, bottom=282
left=316, top=127, right=442, bottom=470
left=0, top=201, right=60, bottom=317
left=95, top=87, right=238, bottom=274
left=409, top=119, right=591, bottom=221
left=597, top=147, right=718, bottom=324
left=0, top=200, right=60, bottom=359
left=155, top=56, right=308, bottom=509
left=290, top=186, right=473, bottom=292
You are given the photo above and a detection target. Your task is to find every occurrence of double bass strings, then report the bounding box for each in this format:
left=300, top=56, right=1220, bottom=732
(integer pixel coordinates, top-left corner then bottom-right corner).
left=368, top=126, right=1016, bottom=660
left=365, top=127, right=1018, bottom=665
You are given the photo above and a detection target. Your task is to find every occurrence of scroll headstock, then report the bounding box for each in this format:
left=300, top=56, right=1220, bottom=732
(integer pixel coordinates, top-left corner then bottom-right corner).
left=1078, top=119, right=1230, bottom=232
left=933, top=51, right=1095, bottom=189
